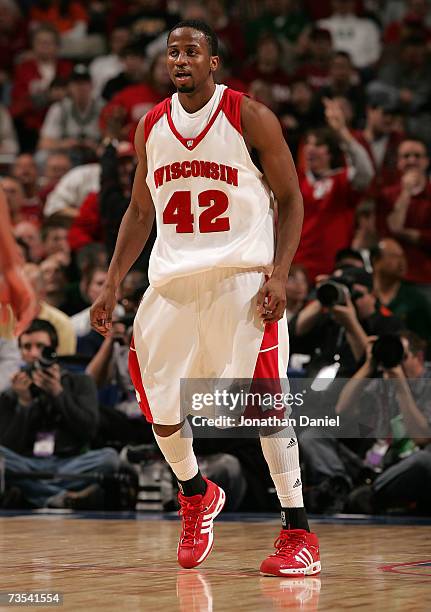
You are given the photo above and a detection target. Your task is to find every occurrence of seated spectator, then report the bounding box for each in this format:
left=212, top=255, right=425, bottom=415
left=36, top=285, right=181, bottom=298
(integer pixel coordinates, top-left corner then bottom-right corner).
left=10, top=24, right=71, bottom=151
left=0, top=177, right=41, bottom=226
left=295, top=26, right=333, bottom=90
left=101, top=41, right=147, bottom=102
left=38, top=64, right=105, bottom=167
left=318, top=0, right=381, bottom=69
left=240, top=34, right=291, bottom=110
left=376, top=137, right=431, bottom=296
left=293, top=98, right=374, bottom=283
left=281, top=78, right=324, bottom=159
left=319, top=51, right=366, bottom=123
left=71, top=265, right=109, bottom=338
left=89, top=26, right=130, bottom=98
left=41, top=218, right=72, bottom=267
left=39, top=255, right=68, bottom=310
left=372, top=238, right=431, bottom=351
left=100, top=51, right=173, bottom=143
left=11, top=153, right=43, bottom=219
left=337, top=332, right=431, bottom=515
left=369, top=34, right=431, bottom=118
left=383, top=0, right=431, bottom=48
left=0, top=104, right=18, bottom=156
left=285, top=264, right=309, bottom=322
left=245, top=0, right=309, bottom=54
left=0, top=319, right=119, bottom=509
left=13, top=221, right=44, bottom=263
left=38, top=151, right=72, bottom=200
left=23, top=263, right=77, bottom=356
left=0, top=0, right=29, bottom=80
left=43, top=158, right=100, bottom=218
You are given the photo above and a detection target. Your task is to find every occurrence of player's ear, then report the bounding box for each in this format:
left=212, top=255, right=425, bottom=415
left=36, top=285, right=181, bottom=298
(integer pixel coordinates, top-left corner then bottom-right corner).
left=210, top=55, right=219, bottom=73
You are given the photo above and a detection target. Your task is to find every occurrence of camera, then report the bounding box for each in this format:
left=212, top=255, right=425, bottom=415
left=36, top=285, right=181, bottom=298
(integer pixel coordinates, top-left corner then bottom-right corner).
left=316, top=267, right=371, bottom=307
left=372, top=335, right=405, bottom=369
left=21, top=346, right=57, bottom=376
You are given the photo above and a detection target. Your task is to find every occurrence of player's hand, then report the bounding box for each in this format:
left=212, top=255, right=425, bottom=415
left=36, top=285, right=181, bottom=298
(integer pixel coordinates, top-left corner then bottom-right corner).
left=90, top=287, right=118, bottom=336
left=257, top=277, right=286, bottom=324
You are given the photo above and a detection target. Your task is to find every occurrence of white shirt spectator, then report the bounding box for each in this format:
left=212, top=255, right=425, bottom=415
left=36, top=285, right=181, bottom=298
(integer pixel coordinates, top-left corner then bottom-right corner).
left=44, top=163, right=101, bottom=217
left=89, top=54, right=124, bottom=98
left=40, top=96, right=104, bottom=143
left=318, top=14, right=381, bottom=68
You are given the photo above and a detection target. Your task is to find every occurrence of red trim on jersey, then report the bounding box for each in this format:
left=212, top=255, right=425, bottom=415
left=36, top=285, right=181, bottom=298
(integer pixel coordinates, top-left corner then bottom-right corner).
left=222, top=88, right=244, bottom=135
left=128, top=336, right=153, bottom=423
left=166, top=88, right=227, bottom=151
left=144, top=97, right=170, bottom=142
left=253, top=321, right=279, bottom=379
left=244, top=321, right=284, bottom=419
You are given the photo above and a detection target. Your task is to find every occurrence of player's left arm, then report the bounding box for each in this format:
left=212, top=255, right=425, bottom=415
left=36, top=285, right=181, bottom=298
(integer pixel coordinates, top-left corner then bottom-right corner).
left=241, top=97, right=304, bottom=323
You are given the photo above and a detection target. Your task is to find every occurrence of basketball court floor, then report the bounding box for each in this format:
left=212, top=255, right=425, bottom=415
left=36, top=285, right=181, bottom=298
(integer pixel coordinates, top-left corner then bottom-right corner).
left=1, top=512, right=431, bottom=611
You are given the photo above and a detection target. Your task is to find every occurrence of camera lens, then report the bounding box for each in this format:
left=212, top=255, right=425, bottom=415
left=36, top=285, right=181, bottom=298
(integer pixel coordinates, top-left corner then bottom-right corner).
left=372, top=335, right=404, bottom=369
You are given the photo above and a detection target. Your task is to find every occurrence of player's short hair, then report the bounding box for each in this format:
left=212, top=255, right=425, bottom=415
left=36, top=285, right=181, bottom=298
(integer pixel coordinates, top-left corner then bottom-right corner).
left=168, top=19, right=219, bottom=55
left=19, top=318, right=59, bottom=351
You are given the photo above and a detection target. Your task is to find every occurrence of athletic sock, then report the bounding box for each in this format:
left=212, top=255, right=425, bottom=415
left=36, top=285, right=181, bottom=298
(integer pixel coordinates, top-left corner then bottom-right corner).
left=260, top=430, right=310, bottom=531
left=178, top=471, right=207, bottom=497
left=281, top=507, right=310, bottom=532
left=153, top=420, right=207, bottom=496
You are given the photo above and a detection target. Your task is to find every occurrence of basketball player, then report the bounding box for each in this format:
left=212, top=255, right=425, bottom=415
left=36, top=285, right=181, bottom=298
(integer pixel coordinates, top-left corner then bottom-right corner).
left=90, top=20, right=321, bottom=577
left=0, top=185, right=37, bottom=337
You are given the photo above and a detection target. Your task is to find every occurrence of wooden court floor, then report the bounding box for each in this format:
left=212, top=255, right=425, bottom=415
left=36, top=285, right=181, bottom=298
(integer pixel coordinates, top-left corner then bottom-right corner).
left=1, top=516, right=430, bottom=611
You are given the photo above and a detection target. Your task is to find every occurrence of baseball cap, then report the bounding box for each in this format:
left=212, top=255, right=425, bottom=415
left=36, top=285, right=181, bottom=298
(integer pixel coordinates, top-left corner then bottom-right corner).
left=70, top=64, right=91, bottom=82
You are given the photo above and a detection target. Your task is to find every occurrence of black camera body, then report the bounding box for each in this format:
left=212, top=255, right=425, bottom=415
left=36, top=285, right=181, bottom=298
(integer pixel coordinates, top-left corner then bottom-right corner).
left=21, top=347, right=58, bottom=397
left=316, top=267, right=371, bottom=307
left=372, top=335, right=405, bottom=369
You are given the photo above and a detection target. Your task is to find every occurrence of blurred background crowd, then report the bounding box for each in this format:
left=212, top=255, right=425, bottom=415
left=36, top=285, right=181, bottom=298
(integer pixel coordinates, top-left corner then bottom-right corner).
left=0, top=0, right=431, bottom=517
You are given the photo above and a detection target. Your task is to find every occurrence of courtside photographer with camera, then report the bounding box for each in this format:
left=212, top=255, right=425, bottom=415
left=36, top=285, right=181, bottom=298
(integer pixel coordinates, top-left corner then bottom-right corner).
left=0, top=319, right=120, bottom=509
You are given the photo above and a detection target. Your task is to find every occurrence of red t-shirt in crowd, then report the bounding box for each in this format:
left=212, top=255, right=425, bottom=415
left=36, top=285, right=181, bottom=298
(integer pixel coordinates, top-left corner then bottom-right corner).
left=293, top=168, right=357, bottom=283
left=10, top=59, right=72, bottom=131
left=100, top=83, right=166, bottom=142
left=68, top=192, right=102, bottom=252
left=377, top=182, right=431, bottom=285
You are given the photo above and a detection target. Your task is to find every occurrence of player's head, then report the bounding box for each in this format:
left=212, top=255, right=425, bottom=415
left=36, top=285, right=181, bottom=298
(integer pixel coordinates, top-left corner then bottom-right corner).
left=167, top=20, right=219, bottom=94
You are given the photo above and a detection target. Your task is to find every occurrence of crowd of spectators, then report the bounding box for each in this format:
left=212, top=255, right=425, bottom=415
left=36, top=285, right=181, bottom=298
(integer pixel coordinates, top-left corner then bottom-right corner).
left=0, top=0, right=431, bottom=516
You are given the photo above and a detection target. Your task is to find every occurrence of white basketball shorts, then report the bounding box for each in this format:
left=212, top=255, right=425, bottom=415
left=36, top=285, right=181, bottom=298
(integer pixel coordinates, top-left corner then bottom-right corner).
left=128, top=267, right=289, bottom=425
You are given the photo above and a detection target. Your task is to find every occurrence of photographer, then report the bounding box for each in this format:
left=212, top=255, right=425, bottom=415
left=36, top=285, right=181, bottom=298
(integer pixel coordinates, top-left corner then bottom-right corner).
left=291, top=266, right=402, bottom=377
left=340, top=332, right=431, bottom=514
left=0, top=319, right=119, bottom=509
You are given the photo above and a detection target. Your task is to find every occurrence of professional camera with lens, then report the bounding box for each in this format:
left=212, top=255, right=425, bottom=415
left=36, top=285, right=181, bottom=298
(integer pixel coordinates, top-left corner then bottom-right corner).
left=372, top=334, right=405, bottom=369
left=316, top=268, right=368, bottom=307
left=21, top=346, right=57, bottom=376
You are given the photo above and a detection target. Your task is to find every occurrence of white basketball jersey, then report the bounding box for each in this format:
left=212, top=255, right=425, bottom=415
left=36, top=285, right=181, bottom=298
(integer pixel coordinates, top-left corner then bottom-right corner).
left=144, top=86, right=274, bottom=287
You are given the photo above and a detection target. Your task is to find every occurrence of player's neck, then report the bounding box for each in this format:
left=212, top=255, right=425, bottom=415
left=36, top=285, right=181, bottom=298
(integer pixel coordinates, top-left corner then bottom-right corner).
left=177, top=81, right=217, bottom=114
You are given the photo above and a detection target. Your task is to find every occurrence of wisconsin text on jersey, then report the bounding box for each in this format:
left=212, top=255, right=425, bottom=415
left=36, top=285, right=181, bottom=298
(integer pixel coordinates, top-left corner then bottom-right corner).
left=153, top=160, right=239, bottom=188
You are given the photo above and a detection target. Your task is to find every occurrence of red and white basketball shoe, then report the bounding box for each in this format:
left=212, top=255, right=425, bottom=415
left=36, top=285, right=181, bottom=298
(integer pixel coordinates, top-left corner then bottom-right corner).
left=177, top=478, right=226, bottom=569
left=260, top=529, right=321, bottom=577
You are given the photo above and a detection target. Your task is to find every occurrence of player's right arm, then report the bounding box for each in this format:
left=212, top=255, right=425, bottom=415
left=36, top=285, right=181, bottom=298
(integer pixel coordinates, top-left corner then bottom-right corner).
left=90, top=119, right=155, bottom=336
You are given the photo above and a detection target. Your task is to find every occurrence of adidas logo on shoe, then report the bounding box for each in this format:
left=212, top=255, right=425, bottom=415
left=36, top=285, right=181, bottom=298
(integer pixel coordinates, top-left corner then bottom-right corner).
left=293, top=478, right=302, bottom=488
